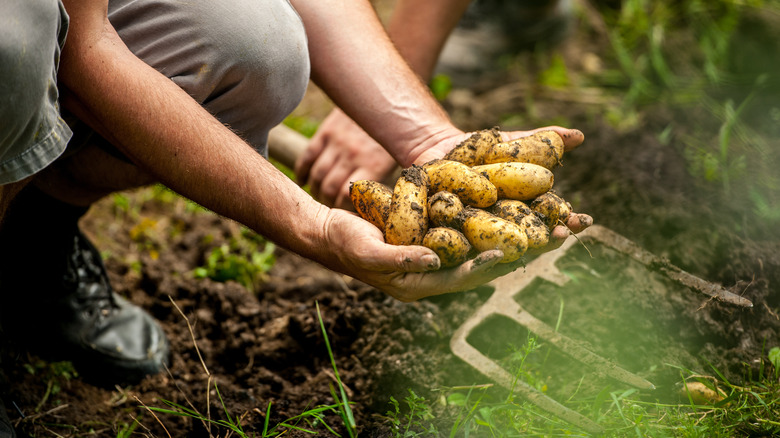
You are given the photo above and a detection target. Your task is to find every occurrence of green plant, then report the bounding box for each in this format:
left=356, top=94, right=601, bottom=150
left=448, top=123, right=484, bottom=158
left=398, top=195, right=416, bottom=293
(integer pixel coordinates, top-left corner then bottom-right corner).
left=147, top=380, right=347, bottom=437
left=22, top=360, right=78, bottom=412
left=769, top=347, right=780, bottom=380
left=385, top=389, right=439, bottom=437
left=429, top=74, right=453, bottom=101
left=193, top=228, right=276, bottom=293
left=144, top=301, right=357, bottom=437
left=316, top=301, right=358, bottom=438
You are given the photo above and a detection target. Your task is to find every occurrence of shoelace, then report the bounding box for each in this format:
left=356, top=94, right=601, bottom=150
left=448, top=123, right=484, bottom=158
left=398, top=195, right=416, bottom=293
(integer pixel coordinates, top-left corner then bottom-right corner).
left=62, top=233, right=119, bottom=317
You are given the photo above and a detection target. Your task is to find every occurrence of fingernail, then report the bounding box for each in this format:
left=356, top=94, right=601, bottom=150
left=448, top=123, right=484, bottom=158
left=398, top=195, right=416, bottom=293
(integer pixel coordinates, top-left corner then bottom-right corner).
left=580, top=214, right=593, bottom=227
left=473, top=251, right=499, bottom=267
left=421, top=254, right=440, bottom=270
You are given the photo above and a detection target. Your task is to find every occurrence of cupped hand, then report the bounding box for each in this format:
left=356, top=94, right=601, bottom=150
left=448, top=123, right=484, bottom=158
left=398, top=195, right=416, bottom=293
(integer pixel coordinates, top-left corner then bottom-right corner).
left=295, top=108, right=399, bottom=210
left=321, top=207, right=592, bottom=302
left=322, top=208, right=516, bottom=302
left=411, top=125, right=586, bottom=166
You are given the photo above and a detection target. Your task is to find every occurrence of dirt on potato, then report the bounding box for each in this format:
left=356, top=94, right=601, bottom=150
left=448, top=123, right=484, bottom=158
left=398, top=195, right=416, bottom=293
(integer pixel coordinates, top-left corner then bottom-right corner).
left=2, top=2, right=780, bottom=437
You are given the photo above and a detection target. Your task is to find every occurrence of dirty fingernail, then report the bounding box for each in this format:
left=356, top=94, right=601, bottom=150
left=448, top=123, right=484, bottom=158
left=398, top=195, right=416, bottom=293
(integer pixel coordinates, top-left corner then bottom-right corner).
left=473, top=250, right=501, bottom=267
left=579, top=214, right=593, bottom=227
left=421, top=254, right=440, bottom=270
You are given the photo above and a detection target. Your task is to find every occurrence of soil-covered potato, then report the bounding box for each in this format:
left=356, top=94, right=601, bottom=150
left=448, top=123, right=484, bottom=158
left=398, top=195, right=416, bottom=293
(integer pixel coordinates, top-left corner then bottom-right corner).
left=473, top=162, right=554, bottom=201
left=443, top=127, right=503, bottom=166
left=384, top=165, right=429, bottom=246
left=482, top=130, right=564, bottom=169
left=530, top=191, right=572, bottom=229
left=349, top=180, right=393, bottom=230
left=489, top=199, right=550, bottom=248
left=422, top=227, right=472, bottom=268
left=460, top=207, right=528, bottom=263
left=428, top=191, right=464, bottom=228
left=422, top=159, right=497, bottom=208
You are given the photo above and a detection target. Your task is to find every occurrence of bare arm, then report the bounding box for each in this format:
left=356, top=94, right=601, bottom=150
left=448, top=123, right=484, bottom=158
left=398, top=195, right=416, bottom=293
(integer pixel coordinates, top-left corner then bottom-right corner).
left=291, top=0, right=464, bottom=168
left=294, top=0, right=472, bottom=207
left=387, top=0, right=473, bottom=81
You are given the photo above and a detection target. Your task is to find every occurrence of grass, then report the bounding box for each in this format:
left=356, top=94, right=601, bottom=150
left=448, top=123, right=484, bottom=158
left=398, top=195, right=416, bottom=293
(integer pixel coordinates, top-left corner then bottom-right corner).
left=139, top=300, right=358, bottom=437
left=382, top=335, right=780, bottom=437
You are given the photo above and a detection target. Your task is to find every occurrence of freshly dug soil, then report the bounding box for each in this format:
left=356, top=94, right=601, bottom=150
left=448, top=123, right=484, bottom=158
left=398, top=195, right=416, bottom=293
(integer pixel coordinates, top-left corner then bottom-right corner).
left=2, top=4, right=779, bottom=437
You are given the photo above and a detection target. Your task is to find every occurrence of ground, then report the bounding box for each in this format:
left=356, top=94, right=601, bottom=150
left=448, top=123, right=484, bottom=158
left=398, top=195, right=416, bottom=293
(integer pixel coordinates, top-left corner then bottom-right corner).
left=2, top=2, right=779, bottom=437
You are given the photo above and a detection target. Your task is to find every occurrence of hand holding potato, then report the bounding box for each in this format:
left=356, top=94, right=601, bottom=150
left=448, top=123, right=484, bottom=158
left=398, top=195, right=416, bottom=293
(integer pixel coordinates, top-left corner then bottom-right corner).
left=348, top=127, right=592, bottom=301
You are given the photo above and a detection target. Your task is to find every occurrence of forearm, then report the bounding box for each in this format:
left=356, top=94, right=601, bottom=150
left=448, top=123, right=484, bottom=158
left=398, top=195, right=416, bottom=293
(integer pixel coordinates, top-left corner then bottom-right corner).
left=387, top=0, right=472, bottom=81
left=291, top=0, right=461, bottom=167
left=58, top=3, right=329, bottom=261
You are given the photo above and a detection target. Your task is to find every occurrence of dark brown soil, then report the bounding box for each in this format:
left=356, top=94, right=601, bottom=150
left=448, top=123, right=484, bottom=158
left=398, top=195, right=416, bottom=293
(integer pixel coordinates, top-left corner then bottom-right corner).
left=2, top=3, right=779, bottom=437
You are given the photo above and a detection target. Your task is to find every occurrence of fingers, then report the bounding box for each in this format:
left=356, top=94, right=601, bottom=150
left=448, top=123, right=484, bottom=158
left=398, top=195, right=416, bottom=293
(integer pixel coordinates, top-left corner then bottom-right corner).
left=501, top=126, right=585, bottom=152
left=294, top=134, right=324, bottom=186
left=565, top=213, right=592, bottom=234
left=381, top=249, right=506, bottom=302
left=525, top=213, right=592, bottom=256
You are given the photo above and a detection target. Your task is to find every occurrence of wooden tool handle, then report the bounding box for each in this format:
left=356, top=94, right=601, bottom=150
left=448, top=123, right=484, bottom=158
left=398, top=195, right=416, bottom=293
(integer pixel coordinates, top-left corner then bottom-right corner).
left=267, top=124, right=309, bottom=170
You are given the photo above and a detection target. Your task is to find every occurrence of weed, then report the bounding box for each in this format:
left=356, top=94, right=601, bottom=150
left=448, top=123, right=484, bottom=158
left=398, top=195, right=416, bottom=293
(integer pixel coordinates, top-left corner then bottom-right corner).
left=22, top=360, right=77, bottom=412
left=193, top=227, right=276, bottom=293
left=143, top=301, right=357, bottom=437
left=430, top=74, right=453, bottom=101
left=316, top=301, right=358, bottom=438
left=384, top=389, right=439, bottom=437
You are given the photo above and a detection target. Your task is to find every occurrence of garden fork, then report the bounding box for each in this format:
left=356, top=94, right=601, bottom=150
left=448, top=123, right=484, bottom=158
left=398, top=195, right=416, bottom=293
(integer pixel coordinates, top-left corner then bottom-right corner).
left=450, top=225, right=752, bottom=435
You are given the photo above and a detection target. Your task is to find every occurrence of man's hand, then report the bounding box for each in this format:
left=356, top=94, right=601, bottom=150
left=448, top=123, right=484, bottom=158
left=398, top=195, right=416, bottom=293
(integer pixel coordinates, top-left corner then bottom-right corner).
left=295, top=108, right=398, bottom=210
left=410, top=126, right=586, bottom=166
left=321, top=202, right=591, bottom=302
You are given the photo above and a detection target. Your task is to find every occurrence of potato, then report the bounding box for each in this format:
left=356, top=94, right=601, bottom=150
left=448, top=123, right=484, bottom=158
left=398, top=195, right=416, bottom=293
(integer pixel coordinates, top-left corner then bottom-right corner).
left=384, top=165, right=429, bottom=246
left=490, top=200, right=550, bottom=248
left=482, top=130, right=564, bottom=170
left=422, top=159, right=497, bottom=208
left=529, top=191, right=572, bottom=229
left=679, top=381, right=727, bottom=405
left=349, top=180, right=393, bottom=230
left=460, top=208, right=528, bottom=263
left=443, top=127, right=503, bottom=166
left=472, top=162, right=554, bottom=201
left=422, top=227, right=472, bottom=268
left=428, top=191, right=464, bottom=228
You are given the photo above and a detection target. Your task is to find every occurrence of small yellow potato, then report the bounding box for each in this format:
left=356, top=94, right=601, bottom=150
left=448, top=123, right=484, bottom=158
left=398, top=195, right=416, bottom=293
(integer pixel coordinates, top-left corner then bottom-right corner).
left=428, top=191, right=464, bottom=228
left=460, top=208, right=528, bottom=263
left=529, top=191, right=572, bottom=229
left=472, top=162, right=554, bottom=201
left=679, top=381, right=727, bottom=405
left=422, top=227, right=472, bottom=268
left=443, top=127, right=503, bottom=166
left=349, top=180, right=393, bottom=230
left=490, top=200, right=550, bottom=249
left=482, top=130, right=564, bottom=170
left=422, top=159, right=497, bottom=208
left=385, top=166, right=429, bottom=246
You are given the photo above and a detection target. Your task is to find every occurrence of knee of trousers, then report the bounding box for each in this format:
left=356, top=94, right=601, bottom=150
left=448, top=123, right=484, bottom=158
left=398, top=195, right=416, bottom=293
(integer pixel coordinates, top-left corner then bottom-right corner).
left=109, top=0, right=311, bottom=154
left=0, top=0, right=68, bottom=150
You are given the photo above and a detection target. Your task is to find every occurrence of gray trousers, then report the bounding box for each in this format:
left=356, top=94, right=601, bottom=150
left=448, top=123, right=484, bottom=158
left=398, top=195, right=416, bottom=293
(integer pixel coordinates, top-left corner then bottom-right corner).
left=0, top=0, right=72, bottom=185
left=1, top=0, right=310, bottom=184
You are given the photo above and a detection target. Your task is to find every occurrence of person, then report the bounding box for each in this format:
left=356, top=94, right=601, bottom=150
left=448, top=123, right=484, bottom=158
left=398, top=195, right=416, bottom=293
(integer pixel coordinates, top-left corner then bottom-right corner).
left=0, top=0, right=589, bottom=434
left=296, top=0, right=574, bottom=210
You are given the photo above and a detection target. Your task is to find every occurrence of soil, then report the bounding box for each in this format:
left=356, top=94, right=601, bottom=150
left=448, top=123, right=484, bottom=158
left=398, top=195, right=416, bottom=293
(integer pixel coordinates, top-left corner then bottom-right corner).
left=2, top=3, right=779, bottom=437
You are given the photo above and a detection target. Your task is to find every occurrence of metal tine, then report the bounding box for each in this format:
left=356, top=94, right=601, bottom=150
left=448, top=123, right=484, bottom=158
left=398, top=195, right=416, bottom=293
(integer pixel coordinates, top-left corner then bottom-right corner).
left=586, top=226, right=753, bottom=308
left=451, top=303, right=607, bottom=435
left=451, top=225, right=750, bottom=433
left=450, top=226, right=656, bottom=434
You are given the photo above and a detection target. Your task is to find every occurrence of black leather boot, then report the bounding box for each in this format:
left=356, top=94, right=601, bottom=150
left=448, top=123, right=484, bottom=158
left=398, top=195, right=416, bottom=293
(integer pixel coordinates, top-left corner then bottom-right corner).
left=0, top=187, right=169, bottom=386
left=0, top=354, right=15, bottom=438
left=0, top=402, right=14, bottom=438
